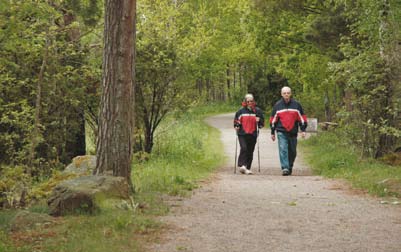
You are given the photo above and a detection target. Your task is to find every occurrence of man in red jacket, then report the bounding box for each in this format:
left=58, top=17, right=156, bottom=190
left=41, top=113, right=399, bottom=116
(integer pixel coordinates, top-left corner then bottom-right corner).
left=270, top=87, right=307, bottom=176
left=234, top=94, right=264, bottom=174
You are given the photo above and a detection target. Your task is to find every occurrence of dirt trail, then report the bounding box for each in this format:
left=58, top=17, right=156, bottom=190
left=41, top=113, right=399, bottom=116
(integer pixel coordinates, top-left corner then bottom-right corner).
left=149, top=113, right=401, bottom=252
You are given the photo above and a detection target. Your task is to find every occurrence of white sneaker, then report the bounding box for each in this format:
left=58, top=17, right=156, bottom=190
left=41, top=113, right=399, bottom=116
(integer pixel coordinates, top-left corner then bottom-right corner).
left=245, top=169, right=253, bottom=175
left=239, top=166, right=247, bottom=174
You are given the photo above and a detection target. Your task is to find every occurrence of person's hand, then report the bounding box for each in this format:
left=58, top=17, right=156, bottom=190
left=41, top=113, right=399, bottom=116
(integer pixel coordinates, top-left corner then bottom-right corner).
left=271, top=134, right=276, bottom=142
left=256, top=117, right=260, bottom=122
left=301, top=132, right=306, bottom=138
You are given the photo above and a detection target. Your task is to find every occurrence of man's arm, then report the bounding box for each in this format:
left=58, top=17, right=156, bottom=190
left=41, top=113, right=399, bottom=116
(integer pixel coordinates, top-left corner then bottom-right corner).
left=270, top=106, right=277, bottom=141
left=298, top=103, right=308, bottom=132
left=298, top=103, right=307, bottom=138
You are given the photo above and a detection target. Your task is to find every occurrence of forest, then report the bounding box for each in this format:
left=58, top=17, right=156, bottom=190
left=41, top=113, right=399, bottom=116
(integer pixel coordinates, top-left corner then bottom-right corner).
left=1, top=0, right=401, bottom=251
left=1, top=0, right=400, bottom=205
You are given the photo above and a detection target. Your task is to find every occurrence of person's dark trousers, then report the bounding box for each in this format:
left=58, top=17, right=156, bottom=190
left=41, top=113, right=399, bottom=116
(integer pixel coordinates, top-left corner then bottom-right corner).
left=277, top=131, right=297, bottom=172
left=237, top=134, right=257, bottom=169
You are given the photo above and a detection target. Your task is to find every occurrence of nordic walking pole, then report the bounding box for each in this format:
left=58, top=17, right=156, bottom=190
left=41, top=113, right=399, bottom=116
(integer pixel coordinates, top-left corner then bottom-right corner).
left=257, top=123, right=261, bottom=173
left=234, top=133, right=238, bottom=174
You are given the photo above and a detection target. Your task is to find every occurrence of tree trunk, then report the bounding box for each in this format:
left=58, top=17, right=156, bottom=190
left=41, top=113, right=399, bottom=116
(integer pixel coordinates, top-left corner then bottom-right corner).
left=324, top=89, right=331, bottom=122
left=144, top=125, right=153, bottom=153
left=239, top=63, right=243, bottom=90
left=95, top=0, right=136, bottom=184
left=376, top=0, right=396, bottom=157
left=233, top=65, right=236, bottom=90
left=226, top=64, right=231, bottom=100
left=197, top=79, right=202, bottom=96
left=29, top=35, right=50, bottom=169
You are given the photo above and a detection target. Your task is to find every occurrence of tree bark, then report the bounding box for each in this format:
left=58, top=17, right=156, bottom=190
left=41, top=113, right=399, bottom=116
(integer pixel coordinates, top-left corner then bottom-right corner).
left=226, top=64, right=231, bottom=100
left=95, top=0, right=136, bottom=184
left=29, top=35, right=50, bottom=169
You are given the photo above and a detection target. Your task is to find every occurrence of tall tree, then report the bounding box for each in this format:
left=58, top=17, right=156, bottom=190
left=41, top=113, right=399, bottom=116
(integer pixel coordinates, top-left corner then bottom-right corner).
left=94, top=0, right=136, bottom=185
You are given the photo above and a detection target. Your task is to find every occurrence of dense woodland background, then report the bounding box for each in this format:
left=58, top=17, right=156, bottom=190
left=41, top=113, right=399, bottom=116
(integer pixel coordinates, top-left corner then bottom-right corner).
left=1, top=0, right=400, bottom=199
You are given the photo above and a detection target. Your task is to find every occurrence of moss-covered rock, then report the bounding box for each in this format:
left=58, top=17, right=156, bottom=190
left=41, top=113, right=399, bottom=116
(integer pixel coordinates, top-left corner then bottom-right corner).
left=47, top=176, right=131, bottom=216
left=63, top=155, right=96, bottom=175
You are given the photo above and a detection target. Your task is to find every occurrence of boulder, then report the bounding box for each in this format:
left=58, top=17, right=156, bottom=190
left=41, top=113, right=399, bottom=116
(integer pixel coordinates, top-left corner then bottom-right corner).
left=63, top=155, right=96, bottom=176
left=47, top=175, right=132, bottom=216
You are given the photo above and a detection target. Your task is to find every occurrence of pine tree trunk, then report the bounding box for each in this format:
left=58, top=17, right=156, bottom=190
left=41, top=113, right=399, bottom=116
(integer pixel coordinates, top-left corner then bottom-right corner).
left=95, top=0, right=136, bottom=182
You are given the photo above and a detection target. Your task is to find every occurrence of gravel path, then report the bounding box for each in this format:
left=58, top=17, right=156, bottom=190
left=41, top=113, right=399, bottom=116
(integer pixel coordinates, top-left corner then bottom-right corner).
left=149, top=113, right=401, bottom=252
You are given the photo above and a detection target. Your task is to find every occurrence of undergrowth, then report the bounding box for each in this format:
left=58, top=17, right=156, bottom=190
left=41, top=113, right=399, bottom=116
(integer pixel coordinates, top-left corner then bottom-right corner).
left=0, top=102, right=236, bottom=252
left=301, top=131, right=401, bottom=198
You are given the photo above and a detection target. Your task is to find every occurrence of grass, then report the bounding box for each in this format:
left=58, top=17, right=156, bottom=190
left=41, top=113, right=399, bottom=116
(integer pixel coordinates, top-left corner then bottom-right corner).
left=0, top=209, right=159, bottom=252
left=301, top=131, right=401, bottom=198
left=0, top=102, right=236, bottom=252
left=133, top=105, right=231, bottom=196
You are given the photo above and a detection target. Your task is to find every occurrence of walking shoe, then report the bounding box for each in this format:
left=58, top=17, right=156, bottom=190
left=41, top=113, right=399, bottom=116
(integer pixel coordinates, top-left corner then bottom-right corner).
left=239, top=166, right=247, bottom=174
left=282, top=169, right=290, bottom=176
left=245, top=169, right=253, bottom=175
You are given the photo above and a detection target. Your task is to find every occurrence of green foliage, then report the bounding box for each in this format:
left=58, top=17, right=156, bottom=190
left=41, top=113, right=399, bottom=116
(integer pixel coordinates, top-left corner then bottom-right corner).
left=1, top=0, right=400, bottom=184
left=135, top=0, right=183, bottom=153
left=0, top=208, right=156, bottom=252
left=176, top=0, right=262, bottom=102
left=29, top=171, right=77, bottom=202
left=133, top=103, right=233, bottom=196
left=0, top=164, right=78, bottom=209
left=0, top=103, right=230, bottom=251
left=329, top=0, right=401, bottom=157
left=0, top=0, right=102, bottom=173
left=64, top=0, right=103, bottom=26
left=0, top=165, right=31, bottom=208
left=253, top=0, right=401, bottom=156
left=302, top=131, right=401, bottom=197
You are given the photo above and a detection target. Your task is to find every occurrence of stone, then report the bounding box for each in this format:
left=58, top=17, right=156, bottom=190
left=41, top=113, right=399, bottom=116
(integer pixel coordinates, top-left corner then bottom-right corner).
left=306, top=118, right=318, bottom=132
left=63, top=155, right=96, bottom=176
left=47, top=175, right=131, bottom=216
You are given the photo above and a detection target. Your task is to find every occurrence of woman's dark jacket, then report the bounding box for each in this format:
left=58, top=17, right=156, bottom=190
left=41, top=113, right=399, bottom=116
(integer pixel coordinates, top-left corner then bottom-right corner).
left=234, top=103, right=265, bottom=137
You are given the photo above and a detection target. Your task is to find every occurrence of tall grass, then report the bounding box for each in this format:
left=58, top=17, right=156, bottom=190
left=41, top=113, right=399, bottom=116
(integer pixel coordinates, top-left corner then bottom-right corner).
left=0, top=102, right=236, bottom=252
left=133, top=102, right=236, bottom=196
left=301, top=131, right=401, bottom=198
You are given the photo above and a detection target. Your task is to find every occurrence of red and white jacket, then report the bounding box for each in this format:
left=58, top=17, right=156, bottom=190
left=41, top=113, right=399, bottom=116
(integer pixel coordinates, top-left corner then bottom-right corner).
left=270, top=98, right=307, bottom=136
left=234, top=102, right=264, bottom=136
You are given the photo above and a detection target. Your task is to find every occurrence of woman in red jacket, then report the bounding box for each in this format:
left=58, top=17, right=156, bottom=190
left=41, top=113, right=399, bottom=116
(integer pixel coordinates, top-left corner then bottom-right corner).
left=234, top=94, right=264, bottom=174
